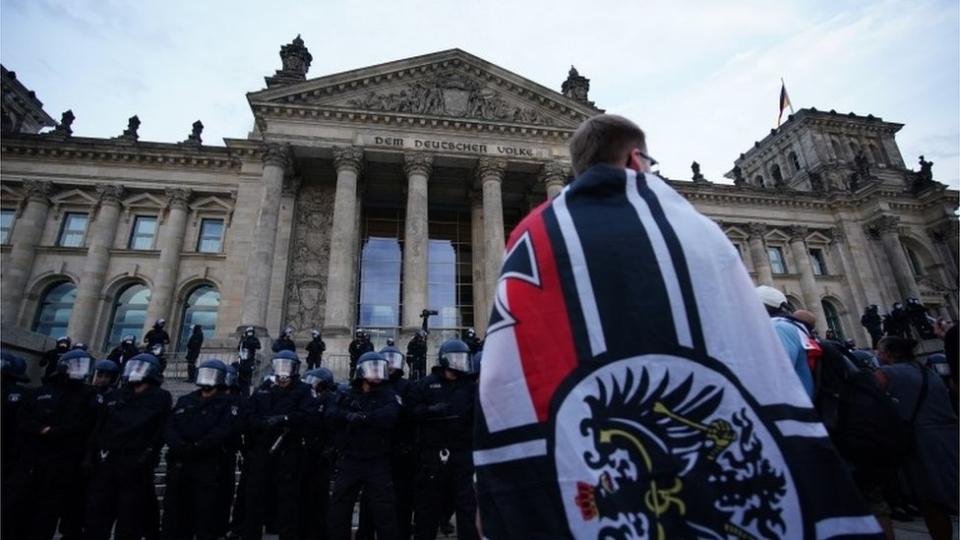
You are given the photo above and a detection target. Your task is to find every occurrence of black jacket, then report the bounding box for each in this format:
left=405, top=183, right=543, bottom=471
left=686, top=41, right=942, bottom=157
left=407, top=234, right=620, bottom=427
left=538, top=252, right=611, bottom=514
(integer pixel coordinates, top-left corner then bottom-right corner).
left=304, top=388, right=339, bottom=455
left=18, top=379, right=98, bottom=464
left=388, top=373, right=417, bottom=453
left=91, top=384, right=172, bottom=459
left=165, top=390, right=237, bottom=458
left=245, top=380, right=314, bottom=451
left=406, top=338, right=427, bottom=360
left=271, top=335, right=296, bottom=353
left=39, top=346, right=69, bottom=378
left=144, top=328, right=170, bottom=347
left=185, top=332, right=204, bottom=362
left=410, top=367, right=476, bottom=450
left=348, top=339, right=374, bottom=365
left=306, top=337, right=326, bottom=363
left=328, top=383, right=400, bottom=459
left=107, top=343, right=140, bottom=367
left=238, top=336, right=261, bottom=367
left=2, top=380, right=27, bottom=471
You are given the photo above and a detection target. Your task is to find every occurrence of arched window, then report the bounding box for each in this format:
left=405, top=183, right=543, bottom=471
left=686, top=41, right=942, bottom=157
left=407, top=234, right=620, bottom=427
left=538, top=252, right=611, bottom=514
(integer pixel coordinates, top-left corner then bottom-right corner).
left=789, top=152, right=801, bottom=173
left=177, top=285, right=220, bottom=351
left=754, top=174, right=765, bottom=187
left=771, top=164, right=784, bottom=185
left=904, top=245, right=925, bottom=277
left=822, top=300, right=845, bottom=340
left=31, top=281, right=76, bottom=338
left=106, top=284, right=151, bottom=349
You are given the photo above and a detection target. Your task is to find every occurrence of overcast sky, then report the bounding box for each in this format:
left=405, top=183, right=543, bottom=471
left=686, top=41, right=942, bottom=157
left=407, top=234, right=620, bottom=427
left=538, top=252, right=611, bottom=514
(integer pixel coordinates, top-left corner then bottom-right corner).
left=2, top=0, right=957, bottom=188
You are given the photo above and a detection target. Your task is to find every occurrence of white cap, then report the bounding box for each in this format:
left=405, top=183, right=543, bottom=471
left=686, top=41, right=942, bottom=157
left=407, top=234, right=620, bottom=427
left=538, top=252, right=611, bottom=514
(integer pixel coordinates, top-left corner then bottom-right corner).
left=755, top=285, right=788, bottom=309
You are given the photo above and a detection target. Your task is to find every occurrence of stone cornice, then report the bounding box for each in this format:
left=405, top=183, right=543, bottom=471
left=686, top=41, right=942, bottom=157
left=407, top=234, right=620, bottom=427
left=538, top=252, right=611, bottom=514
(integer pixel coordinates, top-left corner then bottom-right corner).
left=1, top=133, right=240, bottom=171
left=403, top=152, right=434, bottom=178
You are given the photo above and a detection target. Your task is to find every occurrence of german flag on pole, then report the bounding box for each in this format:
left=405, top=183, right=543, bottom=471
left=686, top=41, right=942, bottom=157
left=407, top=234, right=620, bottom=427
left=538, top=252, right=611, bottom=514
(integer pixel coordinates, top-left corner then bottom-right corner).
left=778, top=78, right=794, bottom=127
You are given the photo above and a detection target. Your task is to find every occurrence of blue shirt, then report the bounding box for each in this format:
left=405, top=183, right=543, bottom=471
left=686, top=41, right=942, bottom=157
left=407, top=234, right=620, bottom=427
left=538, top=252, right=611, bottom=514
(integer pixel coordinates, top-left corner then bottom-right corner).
left=773, top=319, right=815, bottom=398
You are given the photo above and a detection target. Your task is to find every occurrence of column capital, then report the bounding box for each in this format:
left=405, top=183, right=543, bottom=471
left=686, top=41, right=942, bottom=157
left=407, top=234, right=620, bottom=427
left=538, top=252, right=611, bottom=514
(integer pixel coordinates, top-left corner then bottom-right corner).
left=476, top=157, right=507, bottom=183
left=332, top=145, right=364, bottom=176
left=95, top=184, right=126, bottom=205
left=927, top=220, right=959, bottom=243
left=538, top=161, right=571, bottom=188
left=786, top=225, right=809, bottom=243
left=164, top=188, right=193, bottom=209
left=747, top=222, right=767, bottom=239
left=864, top=215, right=900, bottom=237
left=261, top=143, right=292, bottom=169
left=403, top=152, right=434, bottom=178
left=22, top=179, right=54, bottom=203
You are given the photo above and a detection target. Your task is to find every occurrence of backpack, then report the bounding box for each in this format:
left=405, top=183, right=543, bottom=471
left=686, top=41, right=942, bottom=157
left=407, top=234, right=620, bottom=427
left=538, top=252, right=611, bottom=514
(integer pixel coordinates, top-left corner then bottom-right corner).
left=814, top=340, right=926, bottom=468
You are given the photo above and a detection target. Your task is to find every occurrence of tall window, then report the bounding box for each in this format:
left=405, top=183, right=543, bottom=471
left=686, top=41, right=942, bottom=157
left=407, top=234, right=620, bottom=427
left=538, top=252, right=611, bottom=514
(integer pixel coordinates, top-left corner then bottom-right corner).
left=831, top=140, right=843, bottom=159
left=177, top=285, right=220, bottom=351
left=106, top=284, right=151, bottom=349
left=768, top=246, right=788, bottom=274
left=822, top=300, right=845, bottom=340
left=58, top=212, right=88, bottom=247
left=197, top=218, right=224, bottom=253
left=789, top=152, right=801, bottom=173
left=771, top=165, right=784, bottom=185
left=129, top=216, right=157, bottom=250
left=809, top=248, right=827, bottom=276
left=31, top=281, right=76, bottom=338
left=904, top=245, right=924, bottom=277
left=754, top=175, right=765, bottom=187
left=427, top=210, right=474, bottom=331
left=357, top=208, right=403, bottom=343
left=0, top=209, right=14, bottom=244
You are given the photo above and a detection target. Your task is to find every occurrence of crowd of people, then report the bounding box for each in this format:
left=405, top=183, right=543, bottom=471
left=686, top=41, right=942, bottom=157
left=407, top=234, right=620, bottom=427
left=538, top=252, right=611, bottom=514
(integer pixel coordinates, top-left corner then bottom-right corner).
left=1, top=324, right=485, bottom=540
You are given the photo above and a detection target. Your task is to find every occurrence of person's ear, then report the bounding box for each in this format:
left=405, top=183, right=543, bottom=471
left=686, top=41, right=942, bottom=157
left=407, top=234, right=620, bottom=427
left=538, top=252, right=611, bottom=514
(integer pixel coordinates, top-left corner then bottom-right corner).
left=625, top=149, right=641, bottom=172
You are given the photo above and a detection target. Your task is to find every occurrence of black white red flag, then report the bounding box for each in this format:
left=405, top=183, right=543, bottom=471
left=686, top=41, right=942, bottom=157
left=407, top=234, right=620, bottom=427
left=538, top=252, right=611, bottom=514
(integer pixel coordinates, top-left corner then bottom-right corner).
left=475, top=164, right=882, bottom=539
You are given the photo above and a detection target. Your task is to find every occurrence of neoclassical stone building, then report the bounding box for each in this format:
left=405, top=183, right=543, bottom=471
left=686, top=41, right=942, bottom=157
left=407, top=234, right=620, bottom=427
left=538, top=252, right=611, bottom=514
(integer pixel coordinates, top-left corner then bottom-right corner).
left=1, top=37, right=957, bottom=367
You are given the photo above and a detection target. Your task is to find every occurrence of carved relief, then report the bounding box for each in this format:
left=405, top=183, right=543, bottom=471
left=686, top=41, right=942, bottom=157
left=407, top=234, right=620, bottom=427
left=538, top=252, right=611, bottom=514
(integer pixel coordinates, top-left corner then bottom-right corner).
left=347, top=70, right=557, bottom=126
left=284, top=180, right=335, bottom=332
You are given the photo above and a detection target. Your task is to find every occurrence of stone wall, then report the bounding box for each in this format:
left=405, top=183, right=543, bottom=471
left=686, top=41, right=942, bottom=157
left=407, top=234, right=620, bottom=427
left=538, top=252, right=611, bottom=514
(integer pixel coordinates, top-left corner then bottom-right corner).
left=282, top=179, right=335, bottom=336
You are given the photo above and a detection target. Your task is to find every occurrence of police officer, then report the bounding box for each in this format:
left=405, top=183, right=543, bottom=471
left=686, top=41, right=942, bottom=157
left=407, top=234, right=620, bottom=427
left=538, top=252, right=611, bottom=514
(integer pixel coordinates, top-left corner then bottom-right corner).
left=84, top=353, right=172, bottom=540
left=144, top=319, right=171, bottom=351
left=305, top=329, right=326, bottom=370
left=1, top=351, right=30, bottom=540
left=301, top=367, right=339, bottom=540
left=272, top=326, right=297, bottom=354
left=16, top=349, right=98, bottom=540
left=327, top=351, right=401, bottom=540
left=357, top=345, right=417, bottom=540
left=39, top=335, right=71, bottom=378
left=184, top=323, right=204, bottom=382
left=410, top=339, right=478, bottom=540
left=238, top=327, right=261, bottom=396
left=163, top=359, right=238, bottom=540
left=91, top=359, right=120, bottom=393
left=348, top=330, right=374, bottom=379
left=406, top=330, right=428, bottom=381
left=463, top=328, right=483, bottom=356
left=241, top=350, right=313, bottom=540
left=108, top=335, right=141, bottom=371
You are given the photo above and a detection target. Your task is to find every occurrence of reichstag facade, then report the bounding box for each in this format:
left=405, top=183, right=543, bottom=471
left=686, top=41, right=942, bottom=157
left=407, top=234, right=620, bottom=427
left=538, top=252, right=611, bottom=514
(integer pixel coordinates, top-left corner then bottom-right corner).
left=2, top=37, right=957, bottom=374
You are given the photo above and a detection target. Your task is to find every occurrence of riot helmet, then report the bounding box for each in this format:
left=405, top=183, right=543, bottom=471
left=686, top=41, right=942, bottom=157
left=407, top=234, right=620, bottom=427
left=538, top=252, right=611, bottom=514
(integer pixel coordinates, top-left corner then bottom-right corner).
left=355, top=351, right=388, bottom=383
left=466, top=328, right=476, bottom=338
left=1, top=351, right=29, bottom=383
left=56, top=336, right=72, bottom=349
left=122, top=334, right=136, bottom=346
left=379, top=346, right=404, bottom=372
left=72, top=342, right=88, bottom=351
left=121, top=353, right=162, bottom=385
left=225, top=364, right=240, bottom=389
left=195, top=359, right=228, bottom=388
left=283, top=326, right=294, bottom=337
left=438, top=339, right=472, bottom=373
left=92, top=359, right=120, bottom=387
left=155, top=319, right=166, bottom=329
left=58, top=349, right=94, bottom=381
left=304, top=367, right=335, bottom=390
left=271, top=350, right=300, bottom=379
left=244, top=326, right=256, bottom=337
left=311, top=329, right=321, bottom=338
left=386, top=338, right=395, bottom=347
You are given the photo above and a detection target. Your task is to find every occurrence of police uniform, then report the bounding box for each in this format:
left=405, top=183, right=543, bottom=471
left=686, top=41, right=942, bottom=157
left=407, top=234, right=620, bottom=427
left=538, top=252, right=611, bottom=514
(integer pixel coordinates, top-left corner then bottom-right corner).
left=410, top=366, right=478, bottom=540
left=241, top=379, right=313, bottom=540
left=0, top=373, right=28, bottom=540
left=305, top=336, right=326, bottom=370
left=300, top=385, right=339, bottom=540
left=326, top=382, right=400, bottom=540
left=162, top=389, right=239, bottom=540
left=84, top=384, right=172, bottom=540
left=238, top=335, right=261, bottom=395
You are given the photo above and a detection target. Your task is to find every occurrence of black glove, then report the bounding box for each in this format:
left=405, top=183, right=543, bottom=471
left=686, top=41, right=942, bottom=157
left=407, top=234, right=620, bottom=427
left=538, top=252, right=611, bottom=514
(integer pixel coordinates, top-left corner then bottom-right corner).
left=427, top=402, right=449, bottom=415
left=345, top=412, right=366, bottom=424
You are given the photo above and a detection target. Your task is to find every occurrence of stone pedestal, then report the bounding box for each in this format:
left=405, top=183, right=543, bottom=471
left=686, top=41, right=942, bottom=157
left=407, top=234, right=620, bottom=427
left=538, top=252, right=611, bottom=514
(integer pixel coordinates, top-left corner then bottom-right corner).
left=144, top=188, right=191, bottom=336
left=401, top=152, right=432, bottom=342
left=1, top=180, right=53, bottom=325
left=67, top=185, right=125, bottom=345
left=323, top=146, right=363, bottom=337
left=787, top=226, right=827, bottom=330
left=747, top=223, right=774, bottom=286
left=241, top=144, right=290, bottom=329
left=478, top=158, right=507, bottom=307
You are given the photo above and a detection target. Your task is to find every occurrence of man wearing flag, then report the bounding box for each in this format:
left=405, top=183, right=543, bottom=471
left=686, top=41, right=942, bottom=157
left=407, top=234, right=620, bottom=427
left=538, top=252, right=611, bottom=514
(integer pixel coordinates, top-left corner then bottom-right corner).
left=474, top=114, right=883, bottom=539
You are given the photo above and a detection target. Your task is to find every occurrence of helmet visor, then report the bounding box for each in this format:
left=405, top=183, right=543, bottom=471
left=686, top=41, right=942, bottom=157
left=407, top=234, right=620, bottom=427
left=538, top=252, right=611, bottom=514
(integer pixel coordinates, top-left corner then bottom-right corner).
left=304, top=373, right=322, bottom=387
left=123, top=359, right=151, bottom=383
left=357, top=359, right=388, bottom=382
left=65, top=356, right=92, bottom=381
left=272, top=358, right=298, bottom=378
left=150, top=343, right=165, bottom=356
left=444, top=351, right=472, bottom=372
left=383, top=351, right=404, bottom=370
left=195, top=367, right=223, bottom=387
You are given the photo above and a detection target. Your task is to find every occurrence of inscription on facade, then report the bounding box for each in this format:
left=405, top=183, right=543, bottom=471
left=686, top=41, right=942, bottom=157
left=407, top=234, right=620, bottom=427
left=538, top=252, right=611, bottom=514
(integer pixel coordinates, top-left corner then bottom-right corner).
left=368, top=135, right=541, bottom=158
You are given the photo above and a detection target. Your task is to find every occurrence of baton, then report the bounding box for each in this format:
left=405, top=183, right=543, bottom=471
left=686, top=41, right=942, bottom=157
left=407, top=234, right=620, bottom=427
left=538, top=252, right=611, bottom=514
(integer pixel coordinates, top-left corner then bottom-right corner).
left=269, top=427, right=290, bottom=455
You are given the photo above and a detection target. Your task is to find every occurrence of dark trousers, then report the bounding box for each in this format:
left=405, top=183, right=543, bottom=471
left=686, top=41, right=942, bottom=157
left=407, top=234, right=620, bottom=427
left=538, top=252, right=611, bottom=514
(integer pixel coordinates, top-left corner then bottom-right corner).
left=327, top=457, right=398, bottom=540
left=161, top=454, right=223, bottom=540
left=217, top=448, right=238, bottom=537
left=186, top=361, right=198, bottom=382
left=301, top=451, right=332, bottom=540
left=241, top=446, right=302, bottom=540
left=413, top=449, right=476, bottom=540
left=85, top=453, right=159, bottom=540
left=357, top=450, right=416, bottom=540
left=30, top=460, right=86, bottom=540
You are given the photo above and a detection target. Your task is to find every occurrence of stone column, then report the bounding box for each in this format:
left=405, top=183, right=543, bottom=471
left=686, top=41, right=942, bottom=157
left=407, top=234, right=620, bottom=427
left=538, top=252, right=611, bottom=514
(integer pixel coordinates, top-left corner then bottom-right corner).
left=322, top=146, right=364, bottom=336
left=478, top=158, right=507, bottom=306
left=747, top=223, right=774, bottom=286
left=827, top=228, right=870, bottom=343
left=240, top=143, right=290, bottom=331
left=787, top=226, right=827, bottom=330
left=865, top=215, right=920, bottom=301
left=1, top=180, right=54, bottom=325
left=539, top=161, right=569, bottom=199
left=144, top=188, right=192, bottom=334
left=67, top=185, right=125, bottom=344
left=469, top=191, right=487, bottom=334
left=927, top=222, right=959, bottom=284
left=401, top=152, right=432, bottom=338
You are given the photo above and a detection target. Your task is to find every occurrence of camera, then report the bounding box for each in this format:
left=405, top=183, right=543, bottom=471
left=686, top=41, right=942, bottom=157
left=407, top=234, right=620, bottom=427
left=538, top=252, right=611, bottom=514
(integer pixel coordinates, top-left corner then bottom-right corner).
left=420, top=309, right=439, bottom=318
